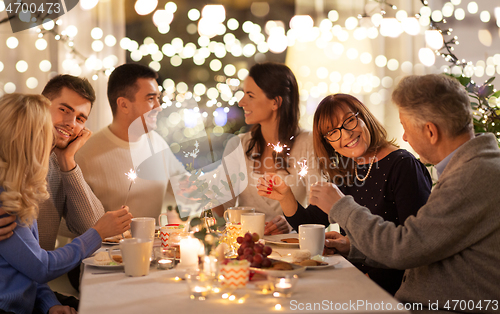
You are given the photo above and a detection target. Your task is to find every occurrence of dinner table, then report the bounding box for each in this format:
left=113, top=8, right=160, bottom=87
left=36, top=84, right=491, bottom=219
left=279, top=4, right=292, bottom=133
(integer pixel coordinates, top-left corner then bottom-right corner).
left=79, top=235, right=409, bottom=314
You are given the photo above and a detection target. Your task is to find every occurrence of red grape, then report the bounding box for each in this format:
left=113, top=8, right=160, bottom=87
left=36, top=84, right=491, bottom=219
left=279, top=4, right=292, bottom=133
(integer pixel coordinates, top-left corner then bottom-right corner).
left=250, top=261, right=260, bottom=268
left=243, top=248, right=254, bottom=256
left=261, top=258, right=272, bottom=268
left=244, top=232, right=253, bottom=242
left=263, top=246, right=272, bottom=256
left=253, top=253, right=263, bottom=264
left=252, top=233, right=259, bottom=242
left=245, top=255, right=254, bottom=263
left=236, top=236, right=244, bottom=244
left=254, top=243, right=263, bottom=253
left=237, top=247, right=244, bottom=256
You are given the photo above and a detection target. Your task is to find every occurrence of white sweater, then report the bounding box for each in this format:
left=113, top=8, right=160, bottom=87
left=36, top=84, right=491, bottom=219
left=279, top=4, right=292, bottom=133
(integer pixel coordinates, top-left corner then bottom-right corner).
left=233, top=130, right=321, bottom=221
left=75, top=126, right=184, bottom=222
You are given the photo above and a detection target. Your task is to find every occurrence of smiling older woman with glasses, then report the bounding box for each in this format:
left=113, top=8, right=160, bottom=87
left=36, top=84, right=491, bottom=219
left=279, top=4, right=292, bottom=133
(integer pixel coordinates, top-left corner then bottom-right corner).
left=257, top=93, right=432, bottom=295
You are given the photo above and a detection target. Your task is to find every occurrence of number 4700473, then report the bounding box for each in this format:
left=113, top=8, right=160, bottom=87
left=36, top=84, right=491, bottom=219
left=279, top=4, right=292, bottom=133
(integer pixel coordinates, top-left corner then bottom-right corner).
left=5, top=2, right=61, bottom=14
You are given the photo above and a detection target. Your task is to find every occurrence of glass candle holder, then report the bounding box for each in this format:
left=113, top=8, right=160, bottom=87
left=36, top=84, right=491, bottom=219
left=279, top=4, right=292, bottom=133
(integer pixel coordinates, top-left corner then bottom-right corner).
left=221, top=223, right=242, bottom=258
left=186, top=271, right=214, bottom=300
left=270, top=275, right=298, bottom=298
left=154, top=247, right=177, bottom=270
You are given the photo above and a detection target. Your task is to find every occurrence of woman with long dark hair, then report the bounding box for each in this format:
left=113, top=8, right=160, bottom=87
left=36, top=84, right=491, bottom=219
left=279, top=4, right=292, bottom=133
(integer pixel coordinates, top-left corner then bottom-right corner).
left=217, top=62, right=320, bottom=234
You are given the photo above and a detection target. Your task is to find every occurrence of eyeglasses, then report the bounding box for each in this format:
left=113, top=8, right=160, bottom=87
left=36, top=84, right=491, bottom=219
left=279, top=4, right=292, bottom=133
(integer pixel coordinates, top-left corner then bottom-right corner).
left=323, top=112, right=359, bottom=142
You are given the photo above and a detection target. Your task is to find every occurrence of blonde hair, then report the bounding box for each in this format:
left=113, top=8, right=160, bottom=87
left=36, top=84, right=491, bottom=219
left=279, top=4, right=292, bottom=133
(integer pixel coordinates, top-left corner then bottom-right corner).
left=0, top=94, right=53, bottom=227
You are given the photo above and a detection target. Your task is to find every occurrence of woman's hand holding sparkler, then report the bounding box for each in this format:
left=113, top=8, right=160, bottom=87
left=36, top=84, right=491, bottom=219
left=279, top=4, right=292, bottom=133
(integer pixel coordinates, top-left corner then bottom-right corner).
left=256, top=173, right=299, bottom=217
left=256, top=173, right=290, bottom=202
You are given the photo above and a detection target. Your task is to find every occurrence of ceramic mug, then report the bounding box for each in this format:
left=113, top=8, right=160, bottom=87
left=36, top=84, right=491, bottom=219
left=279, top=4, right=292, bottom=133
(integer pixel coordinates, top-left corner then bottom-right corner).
left=130, top=217, right=155, bottom=240
left=240, top=213, right=265, bottom=238
left=223, top=207, right=255, bottom=224
left=118, top=238, right=154, bottom=277
left=298, top=224, right=325, bottom=256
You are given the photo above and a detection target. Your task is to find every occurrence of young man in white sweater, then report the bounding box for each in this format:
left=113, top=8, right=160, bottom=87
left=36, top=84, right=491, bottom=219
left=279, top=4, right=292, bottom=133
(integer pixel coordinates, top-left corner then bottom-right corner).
left=75, top=64, right=184, bottom=221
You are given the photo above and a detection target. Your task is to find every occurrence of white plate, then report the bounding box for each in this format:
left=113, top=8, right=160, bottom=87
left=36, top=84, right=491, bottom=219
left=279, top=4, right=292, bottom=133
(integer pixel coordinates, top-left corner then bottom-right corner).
left=303, top=259, right=339, bottom=269
left=250, top=258, right=306, bottom=277
left=263, top=234, right=300, bottom=247
left=281, top=256, right=339, bottom=270
left=101, top=241, right=119, bottom=246
left=82, top=256, right=124, bottom=269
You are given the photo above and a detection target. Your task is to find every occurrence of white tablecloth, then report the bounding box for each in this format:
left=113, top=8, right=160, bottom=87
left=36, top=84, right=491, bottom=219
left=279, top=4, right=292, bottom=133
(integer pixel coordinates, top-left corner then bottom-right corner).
left=79, top=244, right=408, bottom=314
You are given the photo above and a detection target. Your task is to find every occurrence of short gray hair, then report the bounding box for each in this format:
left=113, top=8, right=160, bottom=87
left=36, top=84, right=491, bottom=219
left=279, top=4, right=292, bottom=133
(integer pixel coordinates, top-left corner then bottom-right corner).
left=392, top=74, right=473, bottom=137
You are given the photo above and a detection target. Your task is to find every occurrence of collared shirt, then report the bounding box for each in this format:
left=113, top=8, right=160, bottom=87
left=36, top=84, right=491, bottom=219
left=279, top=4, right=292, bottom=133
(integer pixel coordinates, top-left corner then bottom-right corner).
left=435, top=148, right=459, bottom=178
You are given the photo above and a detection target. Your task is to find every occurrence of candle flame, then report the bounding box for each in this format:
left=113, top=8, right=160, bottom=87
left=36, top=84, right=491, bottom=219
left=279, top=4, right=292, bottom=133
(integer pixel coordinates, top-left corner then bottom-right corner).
left=125, top=169, right=137, bottom=182
left=297, top=160, right=308, bottom=178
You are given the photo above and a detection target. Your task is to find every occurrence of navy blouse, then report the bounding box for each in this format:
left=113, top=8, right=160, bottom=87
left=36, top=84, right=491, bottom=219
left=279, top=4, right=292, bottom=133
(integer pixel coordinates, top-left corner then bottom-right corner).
left=286, top=149, right=432, bottom=230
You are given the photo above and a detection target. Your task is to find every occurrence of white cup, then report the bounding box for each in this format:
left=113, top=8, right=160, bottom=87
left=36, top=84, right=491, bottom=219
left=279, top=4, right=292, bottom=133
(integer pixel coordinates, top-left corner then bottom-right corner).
left=119, top=238, right=153, bottom=277
left=223, top=207, right=255, bottom=224
left=130, top=217, right=155, bottom=240
left=298, top=224, right=325, bottom=256
left=241, top=213, right=265, bottom=239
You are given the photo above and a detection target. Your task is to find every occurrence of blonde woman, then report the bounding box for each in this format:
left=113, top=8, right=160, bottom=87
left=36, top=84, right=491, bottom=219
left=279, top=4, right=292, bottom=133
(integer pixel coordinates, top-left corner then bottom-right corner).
left=0, top=94, right=132, bottom=314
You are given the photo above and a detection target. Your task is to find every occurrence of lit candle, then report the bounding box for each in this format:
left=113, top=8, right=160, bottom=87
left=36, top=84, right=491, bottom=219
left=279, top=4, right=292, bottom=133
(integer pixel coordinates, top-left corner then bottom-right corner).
left=157, top=259, right=173, bottom=270
left=179, top=237, right=201, bottom=268
left=190, top=285, right=209, bottom=300
left=273, top=277, right=296, bottom=297
left=275, top=281, right=292, bottom=289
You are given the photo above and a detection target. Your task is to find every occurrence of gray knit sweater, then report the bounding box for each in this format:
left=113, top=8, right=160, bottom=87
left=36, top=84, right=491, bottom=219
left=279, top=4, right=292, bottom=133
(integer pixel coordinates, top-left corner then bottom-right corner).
left=37, top=153, right=105, bottom=250
left=330, top=133, right=500, bottom=312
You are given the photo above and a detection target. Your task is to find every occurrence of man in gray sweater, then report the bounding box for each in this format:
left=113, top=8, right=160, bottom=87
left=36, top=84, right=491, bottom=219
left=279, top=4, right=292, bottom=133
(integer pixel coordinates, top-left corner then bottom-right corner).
left=311, top=74, right=500, bottom=313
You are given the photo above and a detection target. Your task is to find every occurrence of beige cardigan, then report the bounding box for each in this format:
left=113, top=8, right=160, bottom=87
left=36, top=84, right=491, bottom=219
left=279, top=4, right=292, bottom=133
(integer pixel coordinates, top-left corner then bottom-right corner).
left=232, top=130, right=321, bottom=221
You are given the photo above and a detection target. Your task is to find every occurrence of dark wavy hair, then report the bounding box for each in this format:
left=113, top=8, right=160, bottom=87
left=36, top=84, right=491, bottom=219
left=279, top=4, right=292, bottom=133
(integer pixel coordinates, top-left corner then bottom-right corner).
left=107, top=63, right=158, bottom=116
left=42, top=74, right=95, bottom=108
left=313, top=94, right=396, bottom=185
left=244, top=62, right=300, bottom=171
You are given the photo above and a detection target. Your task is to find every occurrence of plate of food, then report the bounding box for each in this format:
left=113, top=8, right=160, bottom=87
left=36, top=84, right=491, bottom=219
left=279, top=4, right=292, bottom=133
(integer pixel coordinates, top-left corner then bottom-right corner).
left=102, top=230, right=132, bottom=245
left=250, top=258, right=306, bottom=277
left=282, top=250, right=340, bottom=270
left=293, top=258, right=340, bottom=269
left=263, top=234, right=300, bottom=247
left=82, top=251, right=124, bottom=269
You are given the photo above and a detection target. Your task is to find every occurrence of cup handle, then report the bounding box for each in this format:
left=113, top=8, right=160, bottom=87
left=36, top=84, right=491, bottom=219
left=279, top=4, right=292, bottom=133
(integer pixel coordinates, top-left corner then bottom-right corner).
left=158, top=213, right=168, bottom=227
left=107, top=248, right=120, bottom=263
left=223, top=211, right=229, bottom=222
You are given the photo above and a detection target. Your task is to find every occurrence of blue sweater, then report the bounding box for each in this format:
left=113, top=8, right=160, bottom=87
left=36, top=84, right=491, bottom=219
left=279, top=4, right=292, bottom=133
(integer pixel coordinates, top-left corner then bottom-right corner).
left=0, top=191, right=102, bottom=314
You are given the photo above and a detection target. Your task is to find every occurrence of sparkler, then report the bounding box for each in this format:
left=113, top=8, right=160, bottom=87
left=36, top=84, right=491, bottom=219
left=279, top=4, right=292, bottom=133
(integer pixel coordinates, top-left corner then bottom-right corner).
left=297, top=160, right=308, bottom=178
left=123, top=168, right=137, bottom=206
left=268, top=141, right=291, bottom=167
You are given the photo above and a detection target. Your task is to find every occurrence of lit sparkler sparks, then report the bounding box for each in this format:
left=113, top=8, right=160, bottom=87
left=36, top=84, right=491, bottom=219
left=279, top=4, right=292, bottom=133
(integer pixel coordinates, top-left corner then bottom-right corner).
left=269, top=141, right=284, bottom=154
left=123, top=169, right=137, bottom=206
left=297, top=160, right=308, bottom=178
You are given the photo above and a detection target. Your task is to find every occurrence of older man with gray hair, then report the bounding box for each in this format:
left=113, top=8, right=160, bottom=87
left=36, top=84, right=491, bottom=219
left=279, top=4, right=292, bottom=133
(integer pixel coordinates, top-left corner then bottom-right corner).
left=310, top=74, right=500, bottom=312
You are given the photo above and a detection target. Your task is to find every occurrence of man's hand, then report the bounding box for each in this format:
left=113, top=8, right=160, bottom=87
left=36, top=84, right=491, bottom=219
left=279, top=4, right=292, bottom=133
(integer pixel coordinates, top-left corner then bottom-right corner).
left=53, top=127, right=92, bottom=172
left=92, top=206, right=133, bottom=240
left=48, top=305, right=77, bottom=314
left=323, top=231, right=350, bottom=256
left=264, top=215, right=290, bottom=235
left=256, top=173, right=291, bottom=202
left=309, top=182, right=345, bottom=214
left=0, top=207, right=16, bottom=241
